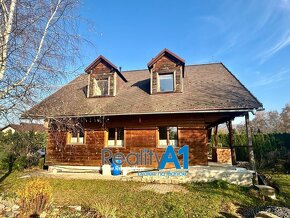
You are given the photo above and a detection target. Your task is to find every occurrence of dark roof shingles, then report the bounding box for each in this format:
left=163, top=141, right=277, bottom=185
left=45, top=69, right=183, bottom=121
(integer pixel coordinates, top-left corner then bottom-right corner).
left=23, top=63, right=262, bottom=117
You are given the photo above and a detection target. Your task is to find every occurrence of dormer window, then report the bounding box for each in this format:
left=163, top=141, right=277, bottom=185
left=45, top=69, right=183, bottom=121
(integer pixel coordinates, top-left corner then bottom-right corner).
left=159, top=73, right=174, bottom=92
left=93, top=78, right=109, bottom=96
left=147, top=49, right=185, bottom=94
left=85, top=55, right=127, bottom=98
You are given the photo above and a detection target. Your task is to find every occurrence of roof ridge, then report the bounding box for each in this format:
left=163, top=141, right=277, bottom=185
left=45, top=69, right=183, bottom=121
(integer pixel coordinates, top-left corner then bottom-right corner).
left=121, top=62, right=222, bottom=73
left=185, top=62, right=222, bottom=67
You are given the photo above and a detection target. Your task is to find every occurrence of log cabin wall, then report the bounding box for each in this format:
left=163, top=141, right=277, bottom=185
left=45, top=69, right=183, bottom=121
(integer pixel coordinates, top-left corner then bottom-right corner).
left=45, top=114, right=208, bottom=167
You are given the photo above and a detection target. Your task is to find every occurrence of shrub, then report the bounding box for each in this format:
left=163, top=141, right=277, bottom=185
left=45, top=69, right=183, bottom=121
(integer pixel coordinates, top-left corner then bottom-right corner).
left=283, top=161, right=290, bottom=174
left=0, top=131, right=47, bottom=172
left=210, top=133, right=290, bottom=170
left=17, top=179, right=52, bottom=217
left=92, top=202, right=117, bottom=218
left=13, top=156, right=28, bottom=171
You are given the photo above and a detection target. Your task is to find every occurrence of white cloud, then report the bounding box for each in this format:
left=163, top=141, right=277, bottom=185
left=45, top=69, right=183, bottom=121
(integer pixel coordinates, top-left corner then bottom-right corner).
left=258, top=31, right=290, bottom=64
left=252, top=69, right=290, bottom=87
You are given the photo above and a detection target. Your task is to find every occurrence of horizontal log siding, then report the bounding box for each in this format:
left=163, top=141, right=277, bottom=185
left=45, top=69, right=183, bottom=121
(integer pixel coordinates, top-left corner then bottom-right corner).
left=179, top=128, right=208, bottom=165
left=46, top=114, right=211, bottom=167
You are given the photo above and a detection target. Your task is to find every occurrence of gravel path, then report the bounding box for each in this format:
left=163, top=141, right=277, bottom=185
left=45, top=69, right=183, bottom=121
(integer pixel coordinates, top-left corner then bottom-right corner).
left=239, top=206, right=290, bottom=218
left=260, top=206, right=290, bottom=218
left=139, top=184, right=188, bottom=194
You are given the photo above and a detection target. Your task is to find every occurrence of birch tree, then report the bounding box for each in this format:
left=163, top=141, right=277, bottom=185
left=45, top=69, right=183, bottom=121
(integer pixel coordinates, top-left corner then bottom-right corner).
left=0, top=0, right=81, bottom=120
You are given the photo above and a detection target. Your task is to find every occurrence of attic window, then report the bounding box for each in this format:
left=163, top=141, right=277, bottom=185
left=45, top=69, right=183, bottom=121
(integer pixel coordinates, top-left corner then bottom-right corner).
left=93, top=78, right=109, bottom=96
left=159, top=73, right=174, bottom=92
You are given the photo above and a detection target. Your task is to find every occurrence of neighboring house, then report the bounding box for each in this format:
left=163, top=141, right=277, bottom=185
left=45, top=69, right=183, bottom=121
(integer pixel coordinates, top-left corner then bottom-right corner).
left=1, top=123, right=47, bottom=134
left=22, top=49, right=263, bottom=168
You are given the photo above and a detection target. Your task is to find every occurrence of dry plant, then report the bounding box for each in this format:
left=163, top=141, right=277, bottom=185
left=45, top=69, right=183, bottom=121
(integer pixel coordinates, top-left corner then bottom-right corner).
left=92, top=201, right=117, bottom=218
left=17, top=179, right=52, bottom=217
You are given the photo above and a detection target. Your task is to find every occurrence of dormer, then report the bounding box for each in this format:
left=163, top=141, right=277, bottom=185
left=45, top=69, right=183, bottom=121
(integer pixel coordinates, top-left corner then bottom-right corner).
left=85, top=55, right=127, bottom=97
left=147, top=49, right=185, bottom=94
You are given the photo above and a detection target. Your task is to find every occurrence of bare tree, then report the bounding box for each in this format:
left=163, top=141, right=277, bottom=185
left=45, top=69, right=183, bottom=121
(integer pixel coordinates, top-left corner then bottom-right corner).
left=241, top=104, right=289, bottom=134
left=267, top=110, right=281, bottom=133
left=280, top=103, right=290, bottom=133
left=251, top=111, right=268, bottom=133
left=0, top=0, right=82, bottom=120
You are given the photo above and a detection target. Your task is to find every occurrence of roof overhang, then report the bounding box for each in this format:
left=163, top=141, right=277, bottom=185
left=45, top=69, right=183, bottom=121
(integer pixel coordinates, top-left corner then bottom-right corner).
left=147, top=48, right=185, bottom=69
left=23, top=108, right=262, bottom=119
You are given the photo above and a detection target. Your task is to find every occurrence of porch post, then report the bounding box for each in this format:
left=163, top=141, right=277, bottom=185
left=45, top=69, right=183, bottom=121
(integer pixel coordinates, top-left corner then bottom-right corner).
left=245, top=112, right=256, bottom=171
left=214, top=125, right=218, bottom=147
left=228, top=120, right=237, bottom=165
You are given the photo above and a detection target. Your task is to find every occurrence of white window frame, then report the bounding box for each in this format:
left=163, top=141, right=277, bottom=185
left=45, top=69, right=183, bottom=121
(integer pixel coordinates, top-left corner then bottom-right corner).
left=107, top=128, right=124, bottom=148
left=158, top=72, right=175, bottom=92
left=92, top=78, right=110, bottom=96
left=67, top=130, right=85, bottom=144
left=158, top=126, right=178, bottom=148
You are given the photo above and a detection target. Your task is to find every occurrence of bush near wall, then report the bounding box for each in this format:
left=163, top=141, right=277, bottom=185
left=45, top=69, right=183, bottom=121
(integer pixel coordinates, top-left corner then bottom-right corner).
left=210, top=133, right=290, bottom=170
left=0, top=131, right=47, bottom=171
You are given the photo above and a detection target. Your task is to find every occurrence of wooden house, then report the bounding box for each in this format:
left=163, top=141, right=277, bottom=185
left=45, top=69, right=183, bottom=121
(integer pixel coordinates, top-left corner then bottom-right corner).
left=23, top=49, right=263, bottom=168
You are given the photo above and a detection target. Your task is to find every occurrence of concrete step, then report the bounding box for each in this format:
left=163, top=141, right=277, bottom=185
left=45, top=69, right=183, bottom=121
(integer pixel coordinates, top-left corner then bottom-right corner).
left=255, top=185, right=277, bottom=200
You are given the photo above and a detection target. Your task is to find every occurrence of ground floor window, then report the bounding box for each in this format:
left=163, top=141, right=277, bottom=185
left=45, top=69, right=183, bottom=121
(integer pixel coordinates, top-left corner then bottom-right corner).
left=158, top=126, right=178, bottom=147
left=67, top=128, right=84, bottom=144
left=108, top=128, right=124, bottom=147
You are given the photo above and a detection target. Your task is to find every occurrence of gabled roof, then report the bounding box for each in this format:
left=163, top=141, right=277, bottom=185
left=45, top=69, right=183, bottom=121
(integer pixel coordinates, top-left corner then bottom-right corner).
left=1, top=123, right=47, bottom=132
left=85, top=55, right=127, bottom=82
left=147, top=48, right=185, bottom=69
left=22, top=63, right=263, bottom=118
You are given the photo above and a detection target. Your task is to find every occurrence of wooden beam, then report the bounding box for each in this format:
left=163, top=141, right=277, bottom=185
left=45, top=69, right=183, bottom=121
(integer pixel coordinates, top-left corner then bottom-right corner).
left=227, top=120, right=237, bottom=165
left=245, top=112, right=256, bottom=171
left=206, top=116, right=235, bottom=129
left=214, top=125, right=218, bottom=147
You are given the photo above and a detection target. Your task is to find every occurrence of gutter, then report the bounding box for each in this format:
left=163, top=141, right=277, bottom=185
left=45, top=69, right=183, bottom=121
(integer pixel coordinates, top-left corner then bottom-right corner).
left=22, top=108, right=262, bottom=119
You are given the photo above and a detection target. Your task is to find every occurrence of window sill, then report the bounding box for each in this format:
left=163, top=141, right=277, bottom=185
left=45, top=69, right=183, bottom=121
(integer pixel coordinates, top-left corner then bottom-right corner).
left=152, top=91, right=182, bottom=94
left=89, top=95, right=114, bottom=98
left=66, top=143, right=85, bottom=145
left=106, top=146, right=126, bottom=148
left=158, top=91, right=175, bottom=93
left=157, top=146, right=178, bottom=149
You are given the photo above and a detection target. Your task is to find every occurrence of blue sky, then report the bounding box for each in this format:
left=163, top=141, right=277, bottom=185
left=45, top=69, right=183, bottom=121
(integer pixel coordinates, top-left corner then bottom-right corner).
left=76, top=0, right=290, bottom=113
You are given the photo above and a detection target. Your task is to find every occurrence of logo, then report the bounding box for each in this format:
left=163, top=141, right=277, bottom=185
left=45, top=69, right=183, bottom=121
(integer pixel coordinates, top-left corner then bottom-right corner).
left=101, top=145, right=189, bottom=170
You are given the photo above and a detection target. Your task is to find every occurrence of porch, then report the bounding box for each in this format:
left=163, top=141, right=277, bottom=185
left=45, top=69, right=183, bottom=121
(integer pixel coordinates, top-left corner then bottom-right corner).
left=44, top=161, right=254, bottom=186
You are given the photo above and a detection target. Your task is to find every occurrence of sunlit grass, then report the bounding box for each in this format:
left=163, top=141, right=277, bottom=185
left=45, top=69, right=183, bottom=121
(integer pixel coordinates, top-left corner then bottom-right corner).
left=270, top=174, right=290, bottom=207
left=1, top=171, right=289, bottom=217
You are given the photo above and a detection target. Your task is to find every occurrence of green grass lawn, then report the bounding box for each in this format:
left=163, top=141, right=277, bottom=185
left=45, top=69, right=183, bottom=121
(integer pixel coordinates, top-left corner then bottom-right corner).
left=271, top=174, right=290, bottom=207
left=0, top=171, right=289, bottom=217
